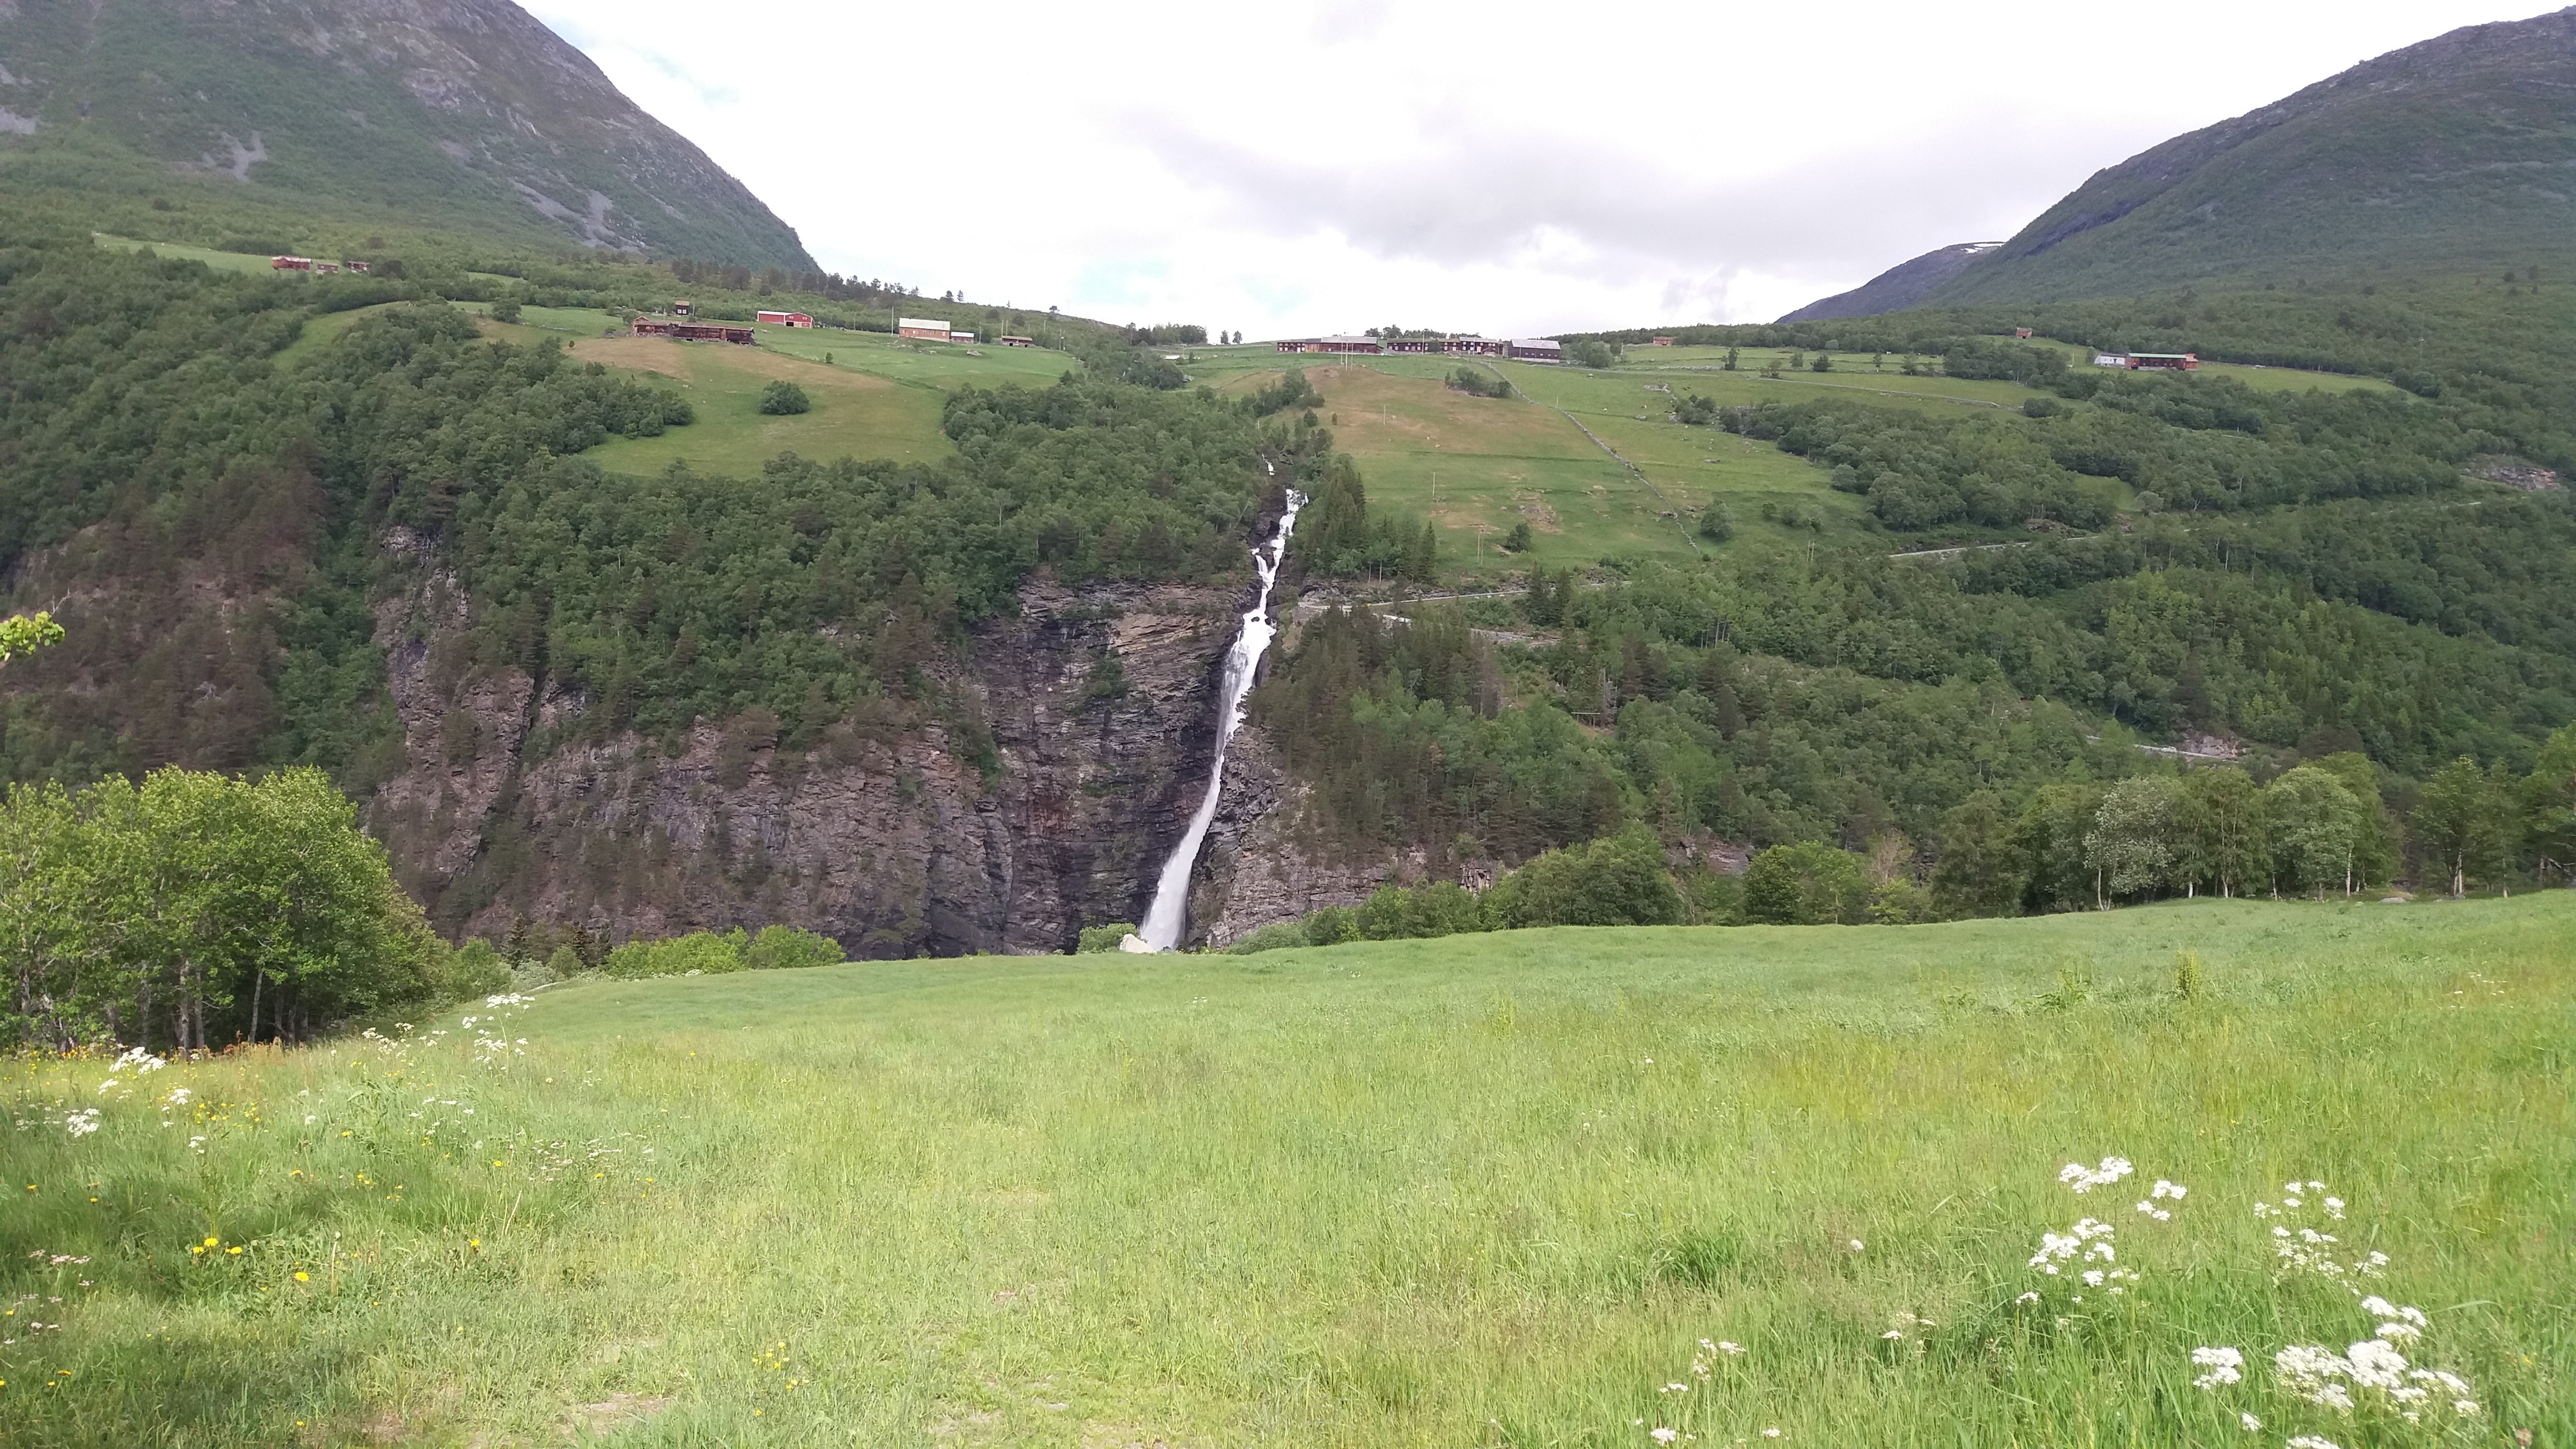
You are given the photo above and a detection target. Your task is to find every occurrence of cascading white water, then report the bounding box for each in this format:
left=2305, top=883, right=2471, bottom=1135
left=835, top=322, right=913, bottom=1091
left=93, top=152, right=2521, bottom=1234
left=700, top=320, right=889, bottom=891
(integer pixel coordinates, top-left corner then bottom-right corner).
left=1133, top=489, right=1307, bottom=951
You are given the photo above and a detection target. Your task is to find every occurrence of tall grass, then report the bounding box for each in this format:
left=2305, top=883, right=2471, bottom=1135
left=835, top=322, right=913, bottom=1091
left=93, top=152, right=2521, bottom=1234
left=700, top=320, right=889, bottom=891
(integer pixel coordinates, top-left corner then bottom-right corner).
left=4, top=897, right=2569, bottom=1446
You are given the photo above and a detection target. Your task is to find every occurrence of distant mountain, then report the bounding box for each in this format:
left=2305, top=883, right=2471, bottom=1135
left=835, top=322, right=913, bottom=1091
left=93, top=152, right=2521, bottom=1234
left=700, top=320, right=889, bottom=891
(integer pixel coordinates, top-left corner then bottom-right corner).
left=1785, top=6, right=2576, bottom=317
left=0, top=0, right=814, bottom=268
left=1775, top=242, right=1999, bottom=323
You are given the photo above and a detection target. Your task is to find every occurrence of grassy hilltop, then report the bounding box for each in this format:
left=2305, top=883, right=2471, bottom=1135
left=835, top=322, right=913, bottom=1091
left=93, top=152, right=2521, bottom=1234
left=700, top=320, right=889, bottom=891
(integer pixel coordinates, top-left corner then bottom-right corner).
left=4, top=895, right=2570, bottom=1445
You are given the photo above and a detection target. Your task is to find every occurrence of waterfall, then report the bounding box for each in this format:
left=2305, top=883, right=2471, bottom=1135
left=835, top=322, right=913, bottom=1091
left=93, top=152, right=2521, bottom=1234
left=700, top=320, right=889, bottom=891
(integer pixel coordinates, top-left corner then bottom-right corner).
left=1133, top=489, right=1307, bottom=951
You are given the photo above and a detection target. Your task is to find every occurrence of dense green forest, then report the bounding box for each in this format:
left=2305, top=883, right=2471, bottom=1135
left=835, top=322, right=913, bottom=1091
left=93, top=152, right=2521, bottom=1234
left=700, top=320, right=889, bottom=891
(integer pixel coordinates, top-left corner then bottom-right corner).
left=1254, top=488, right=2576, bottom=909
left=0, top=223, right=1271, bottom=796
left=1226, top=273, right=2576, bottom=915
left=5, top=203, right=2574, bottom=980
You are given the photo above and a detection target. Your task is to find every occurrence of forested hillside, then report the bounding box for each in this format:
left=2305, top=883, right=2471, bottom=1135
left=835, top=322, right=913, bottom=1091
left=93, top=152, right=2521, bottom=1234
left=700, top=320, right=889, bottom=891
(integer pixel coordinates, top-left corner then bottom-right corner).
left=6, top=203, right=2574, bottom=961
left=1234, top=271, right=2576, bottom=937
left=1773, top=7, right=2576, bottom=315
left=0, top=222, right=1286, bottom=950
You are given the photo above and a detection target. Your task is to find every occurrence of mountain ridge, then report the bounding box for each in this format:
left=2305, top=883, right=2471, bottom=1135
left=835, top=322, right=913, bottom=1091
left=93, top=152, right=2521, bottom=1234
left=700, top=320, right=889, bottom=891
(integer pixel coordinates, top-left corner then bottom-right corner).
left=1775, top=242, right=1997, bottom=323
left=0, top=0, right=814, bottom=268
left=1783, top=5, right=2576, bottom=317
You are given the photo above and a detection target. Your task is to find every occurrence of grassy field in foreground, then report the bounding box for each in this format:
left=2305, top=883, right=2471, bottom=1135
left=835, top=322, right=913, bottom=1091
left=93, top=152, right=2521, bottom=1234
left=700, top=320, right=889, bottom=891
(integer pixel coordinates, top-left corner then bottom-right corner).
left=4, top=895, right=2570, bottom=1447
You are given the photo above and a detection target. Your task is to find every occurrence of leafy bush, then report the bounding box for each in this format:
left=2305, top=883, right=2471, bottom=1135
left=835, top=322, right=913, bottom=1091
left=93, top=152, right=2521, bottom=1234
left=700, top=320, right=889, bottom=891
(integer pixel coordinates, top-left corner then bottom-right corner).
left=603, top=929, right=749, bottom=978
left=758, top=380, right=812, bottom=415
left=1742, top=842, right=1870, bottom=925
left=744, top=925, right=845, bottom=970
left=1077, top=922, right=1138, bottom=953
left=1485, top=828, right=1684, bottom=929
left=1225, top=921, right=1313, bottom=955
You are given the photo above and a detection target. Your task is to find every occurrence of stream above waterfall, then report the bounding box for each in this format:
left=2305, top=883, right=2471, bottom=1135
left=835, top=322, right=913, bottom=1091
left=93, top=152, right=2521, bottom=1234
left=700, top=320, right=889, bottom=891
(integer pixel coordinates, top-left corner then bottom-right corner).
left=1132, top=489, right=1306, bottom=951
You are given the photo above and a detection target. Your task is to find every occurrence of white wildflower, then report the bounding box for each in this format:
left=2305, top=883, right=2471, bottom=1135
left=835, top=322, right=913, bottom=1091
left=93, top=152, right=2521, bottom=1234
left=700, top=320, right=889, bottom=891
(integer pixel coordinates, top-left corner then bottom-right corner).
left=1847, top=1239, right=1864, bottom=1252
left=2014, top=1291, right=2039, bottom=1305
left=165, top=1087, right=192, bottom=1106
left=1651, top=1430, right=1677, bottom=1445
left=1881, top=1329, right=1904, bottom=1340
left=2238, top=1412, right=2260, bottom=1432
left=1661, top=1383, right=1689, bottom=1394
left=1762, top=1432, right=1781, bottom=1440
left=2191, top=1347, right=2243, bottom=1390
left=2345, top=1339, right=2409, bottom=1389
left=62, top=1109, right=100, bottom=1138
left=2285, top=1437, right=2341, bottom=1449
left=2059, top=1156, right=2134, bottom=1193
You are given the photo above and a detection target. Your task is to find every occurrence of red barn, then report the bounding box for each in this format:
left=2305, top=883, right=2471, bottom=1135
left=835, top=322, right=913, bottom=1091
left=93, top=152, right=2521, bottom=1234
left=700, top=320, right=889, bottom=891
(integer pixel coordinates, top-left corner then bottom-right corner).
left=757, top=310, right=814, bottom=328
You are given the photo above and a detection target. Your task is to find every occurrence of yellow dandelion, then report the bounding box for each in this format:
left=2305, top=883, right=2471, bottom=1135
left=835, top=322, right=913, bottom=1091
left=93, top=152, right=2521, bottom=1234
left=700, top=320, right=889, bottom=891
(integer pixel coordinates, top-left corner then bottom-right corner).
left=204, top=1236, right=219, bottom=1247
left=295, top=1271, right=310, bottom=1282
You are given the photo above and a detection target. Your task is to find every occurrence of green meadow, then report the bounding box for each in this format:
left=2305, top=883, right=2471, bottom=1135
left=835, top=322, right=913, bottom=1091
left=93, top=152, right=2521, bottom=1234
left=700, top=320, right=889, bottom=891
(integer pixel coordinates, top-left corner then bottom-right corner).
left=1207, top=358, right=1878, bottom=580
left=6, top=895, right=2570, bottom=1447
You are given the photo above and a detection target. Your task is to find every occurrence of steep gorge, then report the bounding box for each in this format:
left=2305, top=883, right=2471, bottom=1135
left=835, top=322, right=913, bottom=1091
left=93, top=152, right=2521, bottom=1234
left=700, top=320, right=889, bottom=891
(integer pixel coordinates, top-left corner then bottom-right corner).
left=365, top=549, right=1295, bottom=957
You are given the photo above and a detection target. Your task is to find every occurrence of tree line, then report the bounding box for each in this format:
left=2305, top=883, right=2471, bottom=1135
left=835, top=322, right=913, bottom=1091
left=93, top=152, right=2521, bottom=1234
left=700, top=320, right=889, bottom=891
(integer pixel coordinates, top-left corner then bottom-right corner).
left=1227, top=729, right=2574, bottom=953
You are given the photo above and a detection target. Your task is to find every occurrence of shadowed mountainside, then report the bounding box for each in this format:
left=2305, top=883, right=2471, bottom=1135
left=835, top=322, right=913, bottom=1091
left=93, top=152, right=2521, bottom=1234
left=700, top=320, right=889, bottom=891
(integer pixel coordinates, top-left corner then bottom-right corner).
left=1775, top=242, right=1998, bottom=323
left=0, top=0, right=814, bottom=268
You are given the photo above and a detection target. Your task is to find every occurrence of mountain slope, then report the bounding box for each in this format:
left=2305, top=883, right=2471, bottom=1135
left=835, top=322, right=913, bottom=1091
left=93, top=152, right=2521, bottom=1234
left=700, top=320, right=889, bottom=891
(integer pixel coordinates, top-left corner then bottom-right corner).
left=1790, top=6, right=2576, bottom=316
left=0, top=0, right=812, bottom=268
left=1776, top=242, right=1998, bottom=323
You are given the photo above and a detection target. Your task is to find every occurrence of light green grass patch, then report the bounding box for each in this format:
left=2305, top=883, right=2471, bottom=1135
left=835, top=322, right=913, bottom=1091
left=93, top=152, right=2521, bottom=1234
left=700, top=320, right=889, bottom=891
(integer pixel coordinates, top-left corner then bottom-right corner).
left=92, top=233, right=288, bottom=275
left=7, top=896, right=2569, bottom=1445
left=470, top=320, right=959, bottom=474
left=2009, top=335, right=2399, bottom=394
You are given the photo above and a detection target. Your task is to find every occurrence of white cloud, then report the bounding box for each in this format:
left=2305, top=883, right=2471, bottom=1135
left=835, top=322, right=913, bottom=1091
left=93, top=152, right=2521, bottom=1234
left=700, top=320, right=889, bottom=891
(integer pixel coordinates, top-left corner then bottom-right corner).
left=526, top=0, right=2549, bottom=333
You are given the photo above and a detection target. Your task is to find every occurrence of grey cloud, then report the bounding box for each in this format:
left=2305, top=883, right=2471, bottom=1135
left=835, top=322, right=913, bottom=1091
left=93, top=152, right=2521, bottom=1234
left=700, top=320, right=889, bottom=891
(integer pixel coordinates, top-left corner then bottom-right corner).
left=1124, top=109, right=2162, bottom=291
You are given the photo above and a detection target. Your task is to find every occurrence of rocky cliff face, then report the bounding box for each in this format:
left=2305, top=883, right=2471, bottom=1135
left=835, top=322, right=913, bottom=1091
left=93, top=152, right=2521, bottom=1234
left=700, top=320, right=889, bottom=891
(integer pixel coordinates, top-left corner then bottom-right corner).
left=1183, top=720, right=1503, bottom=949
left=369, top=551, right=1256, bottom=957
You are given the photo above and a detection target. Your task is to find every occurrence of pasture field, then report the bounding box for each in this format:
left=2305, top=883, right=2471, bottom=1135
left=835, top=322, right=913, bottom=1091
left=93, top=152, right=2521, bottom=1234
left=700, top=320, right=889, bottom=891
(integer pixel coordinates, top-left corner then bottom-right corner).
left=5, top=895, right=2571, bottom=1447
left=2001, top=337, right=2401, bottom=395
left=472, top=312, right=960, bottom=473
left=91, top=233, right=285, bottom=275
left=1212, top=361, right=1881, bottom=580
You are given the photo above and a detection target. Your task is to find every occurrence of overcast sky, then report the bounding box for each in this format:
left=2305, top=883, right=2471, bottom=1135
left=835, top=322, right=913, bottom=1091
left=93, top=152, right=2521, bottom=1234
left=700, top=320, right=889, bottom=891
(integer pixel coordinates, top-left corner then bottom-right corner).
left=528, top=0, right=2545, bottom=338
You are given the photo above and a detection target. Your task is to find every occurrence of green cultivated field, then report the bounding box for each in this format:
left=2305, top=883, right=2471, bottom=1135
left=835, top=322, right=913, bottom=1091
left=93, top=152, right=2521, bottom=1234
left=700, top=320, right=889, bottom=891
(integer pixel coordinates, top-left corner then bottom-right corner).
left=6, top=897, right=2570, bottom=1446
left=1205, top=359, right=1875, bottom=582
left=467, top=313, right=1083, bottom=476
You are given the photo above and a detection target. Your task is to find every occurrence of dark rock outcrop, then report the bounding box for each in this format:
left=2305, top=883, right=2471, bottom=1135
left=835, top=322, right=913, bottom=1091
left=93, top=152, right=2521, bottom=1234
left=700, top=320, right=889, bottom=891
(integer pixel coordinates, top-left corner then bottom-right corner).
left=369, top=568, right=1251, bottom=957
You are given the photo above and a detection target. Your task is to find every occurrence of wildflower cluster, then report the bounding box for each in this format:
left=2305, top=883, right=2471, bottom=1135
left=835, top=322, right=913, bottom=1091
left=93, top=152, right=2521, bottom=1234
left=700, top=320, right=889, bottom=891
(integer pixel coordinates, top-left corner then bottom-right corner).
left=463, top=995, right=535, bottom=1068
left=2059, top=1156, right=2135, bottom=1193
left=2190, top=1185, right=2482, bottom=1441
left=2135, top=1178, right=2187, bottom=1221
left=2256, top=1183, right=2386, bottom=1283
left=1639, top=1338, right=1757, bottom=1444
left=2021, top=1156, right=2178, bottom=1310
